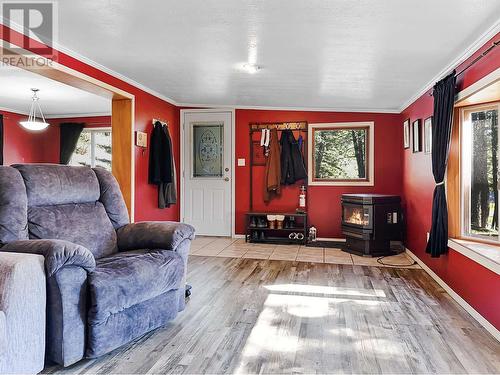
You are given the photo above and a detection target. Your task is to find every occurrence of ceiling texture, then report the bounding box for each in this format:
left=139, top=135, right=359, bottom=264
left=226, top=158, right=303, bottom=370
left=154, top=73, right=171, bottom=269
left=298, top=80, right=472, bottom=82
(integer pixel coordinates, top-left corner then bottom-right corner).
left=5, top=1, right=500, bottom=113
left=0, top=65, right=111, bottom=117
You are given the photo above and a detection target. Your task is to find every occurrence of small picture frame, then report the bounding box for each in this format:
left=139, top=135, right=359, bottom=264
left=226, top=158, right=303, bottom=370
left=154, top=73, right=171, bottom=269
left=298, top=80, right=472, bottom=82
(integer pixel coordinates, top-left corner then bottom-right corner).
left=424, top=117, right=432, bottom=154
left=135, top=131, right=147, bottom=148
left=412, top=119, right=422, bottom=153
left=403, top=119, right=410, bottom=149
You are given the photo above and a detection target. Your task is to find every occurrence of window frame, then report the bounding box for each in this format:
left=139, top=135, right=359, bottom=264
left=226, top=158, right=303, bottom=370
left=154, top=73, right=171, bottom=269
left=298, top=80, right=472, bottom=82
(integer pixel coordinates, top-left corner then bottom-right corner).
left=70, top=127, right=112, bottom=169
left=460, top=102, right=500, bottom=243
left=307, top=122, right=374, bottom=186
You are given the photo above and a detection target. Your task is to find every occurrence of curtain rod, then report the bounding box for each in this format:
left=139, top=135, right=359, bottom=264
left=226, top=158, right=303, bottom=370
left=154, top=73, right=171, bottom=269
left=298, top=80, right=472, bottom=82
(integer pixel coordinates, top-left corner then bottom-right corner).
left=455, top=39, right=499, bottom=78
left=430, top=39, right=499, bottom=96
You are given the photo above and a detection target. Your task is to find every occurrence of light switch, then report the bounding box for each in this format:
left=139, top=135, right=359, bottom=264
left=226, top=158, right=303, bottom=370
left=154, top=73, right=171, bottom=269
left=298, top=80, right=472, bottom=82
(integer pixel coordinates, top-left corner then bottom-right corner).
left=237, top=158, right=246, bottom=166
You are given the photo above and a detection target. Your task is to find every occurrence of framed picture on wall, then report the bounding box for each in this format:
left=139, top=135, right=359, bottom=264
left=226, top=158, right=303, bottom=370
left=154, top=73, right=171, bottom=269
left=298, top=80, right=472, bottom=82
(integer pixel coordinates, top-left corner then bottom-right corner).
left=412, top=119, right=422, bottom=153
left=403, top=119, right=410, bottom=149
left=424, top=116, right=432, bottom=154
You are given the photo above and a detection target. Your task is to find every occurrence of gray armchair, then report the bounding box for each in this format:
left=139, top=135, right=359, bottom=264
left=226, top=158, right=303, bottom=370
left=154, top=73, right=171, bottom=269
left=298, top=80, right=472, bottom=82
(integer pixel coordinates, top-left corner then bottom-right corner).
left=0, top=164, right=194, bottom=367
left=0, top=252, right=46, bottom=374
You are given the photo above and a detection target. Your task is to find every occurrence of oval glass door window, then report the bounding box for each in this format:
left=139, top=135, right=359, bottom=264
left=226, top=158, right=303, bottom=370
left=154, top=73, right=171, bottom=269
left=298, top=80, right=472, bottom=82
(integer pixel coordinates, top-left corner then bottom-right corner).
left=192, top=122, right=224, bottom=177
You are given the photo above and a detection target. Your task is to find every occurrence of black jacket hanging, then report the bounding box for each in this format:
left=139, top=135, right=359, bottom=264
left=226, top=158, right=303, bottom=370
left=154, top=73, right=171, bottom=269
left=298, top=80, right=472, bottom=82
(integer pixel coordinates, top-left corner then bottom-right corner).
left=280, top=129, right=307, bottom=185
left=149, top=121, right=172, bottom=185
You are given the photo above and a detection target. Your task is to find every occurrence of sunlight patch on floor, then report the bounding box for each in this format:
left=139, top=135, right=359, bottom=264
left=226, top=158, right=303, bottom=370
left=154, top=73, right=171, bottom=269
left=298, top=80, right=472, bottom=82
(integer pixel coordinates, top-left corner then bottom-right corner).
left=264, top=284, right=387, bottom=298
left=234, top=286, right=390, bottom=374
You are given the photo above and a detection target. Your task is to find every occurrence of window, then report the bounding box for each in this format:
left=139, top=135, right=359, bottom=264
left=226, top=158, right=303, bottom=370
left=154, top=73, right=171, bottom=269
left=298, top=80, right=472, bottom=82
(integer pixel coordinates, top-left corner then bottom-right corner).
left=461, top=103, right=500, bottom=242
left=69, top=128, right=112, bottom=171
left=308, top=122, right=374, bottom=186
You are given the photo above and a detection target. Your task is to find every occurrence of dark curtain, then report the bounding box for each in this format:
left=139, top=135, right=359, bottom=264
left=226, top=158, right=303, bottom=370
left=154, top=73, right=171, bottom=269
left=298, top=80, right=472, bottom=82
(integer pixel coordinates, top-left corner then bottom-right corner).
left=426, top=71, right=456, bottom=257
left=0, top=114, right=3, bottom=165
left=59, top=123, right=84, bottom=164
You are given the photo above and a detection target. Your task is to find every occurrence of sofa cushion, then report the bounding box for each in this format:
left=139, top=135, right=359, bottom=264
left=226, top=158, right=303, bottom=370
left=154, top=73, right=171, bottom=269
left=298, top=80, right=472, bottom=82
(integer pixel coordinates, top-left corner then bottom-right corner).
left=28, top=202, right=117, bottom=259
left=13, top=164, right=100, bottom=206
left=0, top=167, right=28, bottom=244
left=93, top=168, right=129, bottom=229
left=88, top=250, right=184, bottom=326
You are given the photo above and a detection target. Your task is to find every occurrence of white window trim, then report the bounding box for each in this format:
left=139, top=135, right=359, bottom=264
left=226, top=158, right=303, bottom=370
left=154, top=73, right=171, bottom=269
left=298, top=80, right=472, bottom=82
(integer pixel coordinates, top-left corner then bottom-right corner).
left=307, top=122, right=374, bottom=186
left=72, top=127, right=112, bottom=168
left=460, top=103, right=500, bottom=243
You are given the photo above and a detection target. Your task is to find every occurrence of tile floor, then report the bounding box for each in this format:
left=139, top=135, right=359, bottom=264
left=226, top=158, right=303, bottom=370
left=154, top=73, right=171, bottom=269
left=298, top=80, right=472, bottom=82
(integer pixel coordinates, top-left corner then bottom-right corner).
left=190, top=236, right=420, bottom=268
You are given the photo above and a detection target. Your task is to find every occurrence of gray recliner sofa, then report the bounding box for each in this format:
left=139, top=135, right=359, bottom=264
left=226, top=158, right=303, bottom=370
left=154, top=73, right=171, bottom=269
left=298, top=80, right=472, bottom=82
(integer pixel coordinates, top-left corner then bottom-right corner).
left=0, top=252, right=46, bottom=374
left=0, top=164, right=194, bottom=367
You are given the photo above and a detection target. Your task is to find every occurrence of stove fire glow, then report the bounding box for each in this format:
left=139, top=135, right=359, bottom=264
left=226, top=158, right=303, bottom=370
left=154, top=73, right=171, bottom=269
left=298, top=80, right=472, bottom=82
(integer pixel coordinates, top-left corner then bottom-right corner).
left=344, top=207, right=369, bottom=226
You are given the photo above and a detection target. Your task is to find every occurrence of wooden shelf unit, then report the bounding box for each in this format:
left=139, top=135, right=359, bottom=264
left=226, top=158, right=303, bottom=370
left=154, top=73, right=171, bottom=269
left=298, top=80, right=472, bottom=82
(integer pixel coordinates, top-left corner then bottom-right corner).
left=245, top=212, right=308, bottom=245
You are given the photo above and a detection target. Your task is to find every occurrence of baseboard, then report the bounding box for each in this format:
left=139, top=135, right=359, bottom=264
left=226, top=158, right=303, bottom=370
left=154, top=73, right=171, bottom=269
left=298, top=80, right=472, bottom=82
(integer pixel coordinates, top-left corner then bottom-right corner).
left=406, top=248, right=500, bottom=342
left=317, top=237, right=346, bottom=242
left=232, top=234, right=245, bottom=239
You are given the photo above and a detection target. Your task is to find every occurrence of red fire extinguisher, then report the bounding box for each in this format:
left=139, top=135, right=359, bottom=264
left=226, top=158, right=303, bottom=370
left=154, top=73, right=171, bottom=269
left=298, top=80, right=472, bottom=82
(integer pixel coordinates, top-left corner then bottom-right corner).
left=298, top=185, right=306, bottom=213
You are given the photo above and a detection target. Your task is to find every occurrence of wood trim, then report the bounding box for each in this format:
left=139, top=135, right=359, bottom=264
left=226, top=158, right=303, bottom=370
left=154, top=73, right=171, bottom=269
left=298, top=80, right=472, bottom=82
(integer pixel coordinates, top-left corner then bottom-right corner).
left=112, top=99, right=134, bottom=218
left=455, top=67, right=500, bottom=107
left=308, top=122, right=374, bottom=186
left=0, top=43, right=136, bottom=220
left=311, top=126, right=370, bottom=183
left=447, top=107, right=461, bottom=238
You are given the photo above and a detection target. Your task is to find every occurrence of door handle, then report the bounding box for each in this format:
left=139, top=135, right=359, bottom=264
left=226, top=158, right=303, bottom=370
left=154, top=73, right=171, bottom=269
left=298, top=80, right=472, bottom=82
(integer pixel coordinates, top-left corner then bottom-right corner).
left=225, top=167, right=230, bottom=172
left=224, top=177, right=230, bottom=182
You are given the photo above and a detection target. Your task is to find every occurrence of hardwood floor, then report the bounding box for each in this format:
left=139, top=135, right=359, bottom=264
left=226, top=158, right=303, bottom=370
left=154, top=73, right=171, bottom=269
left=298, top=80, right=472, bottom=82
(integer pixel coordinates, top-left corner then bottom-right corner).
left=45, top=256, right=500, bottom=374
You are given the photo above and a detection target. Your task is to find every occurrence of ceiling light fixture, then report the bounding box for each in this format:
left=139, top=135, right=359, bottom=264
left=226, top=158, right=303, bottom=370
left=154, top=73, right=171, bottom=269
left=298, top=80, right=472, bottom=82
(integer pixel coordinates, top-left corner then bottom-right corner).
left=19, top=88, right=49, bottom=131
left=243, top=63, right=260, bottom=74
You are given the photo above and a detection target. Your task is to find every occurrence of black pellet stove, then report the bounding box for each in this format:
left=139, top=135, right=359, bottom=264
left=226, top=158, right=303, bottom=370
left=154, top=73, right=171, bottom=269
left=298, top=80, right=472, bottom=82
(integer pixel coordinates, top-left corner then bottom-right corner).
left=341, top=194, right=403, bottom=257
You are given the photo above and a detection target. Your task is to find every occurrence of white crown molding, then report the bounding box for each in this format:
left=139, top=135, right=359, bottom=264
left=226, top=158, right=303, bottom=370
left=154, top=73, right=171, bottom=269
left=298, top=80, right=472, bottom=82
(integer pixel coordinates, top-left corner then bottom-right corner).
left=176, top=102, right=401, bottom=114
left=0, top=106, right=28, bottom=116
left=1, top=20, right=179, bottom=105
left=406, top=248, right=500, bottom=342
left=398, top=19, right=500, bottom=113
left=52, top=43, right=179, bottom=105
left=0, top=106, right=110, bottom=119
left=45, top=112, right=111, bottom=119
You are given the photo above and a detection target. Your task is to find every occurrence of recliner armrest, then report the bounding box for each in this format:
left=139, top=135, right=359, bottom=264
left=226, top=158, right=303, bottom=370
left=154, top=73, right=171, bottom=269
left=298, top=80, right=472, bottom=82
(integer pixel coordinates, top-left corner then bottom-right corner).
left=1, top=239, right=95, bottom=276
left=0, top=311, right=5, bottom=368
left=117, top=221, right=195, bottom=252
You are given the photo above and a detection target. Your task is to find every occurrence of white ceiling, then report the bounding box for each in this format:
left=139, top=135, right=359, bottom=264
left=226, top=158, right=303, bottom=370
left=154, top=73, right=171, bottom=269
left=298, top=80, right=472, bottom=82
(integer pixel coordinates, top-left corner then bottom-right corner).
left=0, top=65, right=111, bottom=117
left=15, top=1, right=500, bottom=112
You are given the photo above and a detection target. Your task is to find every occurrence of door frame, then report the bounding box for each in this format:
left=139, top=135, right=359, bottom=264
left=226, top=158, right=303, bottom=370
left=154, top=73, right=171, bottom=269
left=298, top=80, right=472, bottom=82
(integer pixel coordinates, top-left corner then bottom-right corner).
left=180, top=108, right=236, bottom=237
left=0, top=43, right=136, bottom=220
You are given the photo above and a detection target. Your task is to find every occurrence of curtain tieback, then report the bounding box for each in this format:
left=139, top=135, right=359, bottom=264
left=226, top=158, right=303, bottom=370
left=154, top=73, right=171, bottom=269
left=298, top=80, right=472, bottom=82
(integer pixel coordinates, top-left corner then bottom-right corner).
left=436, top=180, right=445, bottom=186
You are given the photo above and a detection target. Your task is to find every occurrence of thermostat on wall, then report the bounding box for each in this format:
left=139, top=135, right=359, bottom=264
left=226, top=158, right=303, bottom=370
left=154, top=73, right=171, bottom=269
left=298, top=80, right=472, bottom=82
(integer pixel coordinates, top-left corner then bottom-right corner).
left=136, top=131, right=147, bottom=148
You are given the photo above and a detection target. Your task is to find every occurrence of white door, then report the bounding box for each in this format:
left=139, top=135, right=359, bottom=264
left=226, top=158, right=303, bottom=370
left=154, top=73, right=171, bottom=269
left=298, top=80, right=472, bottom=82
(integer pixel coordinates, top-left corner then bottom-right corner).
left=182, top=110, right=233, bottom=236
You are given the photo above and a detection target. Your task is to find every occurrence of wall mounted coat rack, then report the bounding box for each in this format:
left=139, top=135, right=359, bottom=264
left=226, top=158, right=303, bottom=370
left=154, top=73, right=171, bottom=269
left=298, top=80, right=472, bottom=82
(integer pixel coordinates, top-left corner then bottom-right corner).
left=248, top=121, right=308, bottom=211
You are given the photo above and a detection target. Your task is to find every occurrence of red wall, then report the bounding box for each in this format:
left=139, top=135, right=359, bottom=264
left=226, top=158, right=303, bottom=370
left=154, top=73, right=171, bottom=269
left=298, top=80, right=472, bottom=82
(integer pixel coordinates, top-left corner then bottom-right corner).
left=1, top=109, right=59, bottom=164
left=1, top=114, right=112, bottom=166
left=235, top=110, right=403, bottom=237
left=50, top=115, right=111, bottom=129
left=401, top=32, right=500, bottom=329
left=0, top=24, right=180, bottom=223
left=2, top=22, right=498, bottom=329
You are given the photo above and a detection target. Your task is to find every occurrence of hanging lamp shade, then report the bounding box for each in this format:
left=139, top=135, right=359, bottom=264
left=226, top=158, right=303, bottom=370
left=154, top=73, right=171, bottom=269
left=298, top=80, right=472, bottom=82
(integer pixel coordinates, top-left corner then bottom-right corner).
left=19, top=88, right=49, bottom=131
